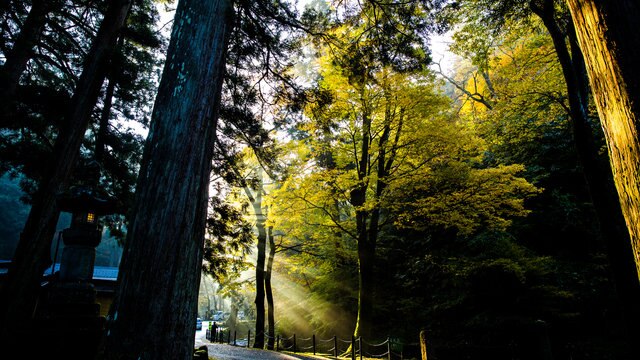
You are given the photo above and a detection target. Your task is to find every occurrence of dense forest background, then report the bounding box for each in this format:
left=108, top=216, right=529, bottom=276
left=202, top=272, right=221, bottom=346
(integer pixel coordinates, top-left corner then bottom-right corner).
left=0, top=0, right=638, bottom=359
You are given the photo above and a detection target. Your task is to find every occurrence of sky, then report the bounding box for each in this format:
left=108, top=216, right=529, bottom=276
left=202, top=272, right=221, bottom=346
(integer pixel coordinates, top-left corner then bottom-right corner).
left=156, top=1, right=457, bottom=75
left=429, top=31, right=457, bottom=75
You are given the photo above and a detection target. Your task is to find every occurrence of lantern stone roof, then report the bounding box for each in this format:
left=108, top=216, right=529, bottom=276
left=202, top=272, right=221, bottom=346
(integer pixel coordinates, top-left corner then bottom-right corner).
left=56, top=160, right=124, bottom=215
left=57, top=185, right=122, bottom=215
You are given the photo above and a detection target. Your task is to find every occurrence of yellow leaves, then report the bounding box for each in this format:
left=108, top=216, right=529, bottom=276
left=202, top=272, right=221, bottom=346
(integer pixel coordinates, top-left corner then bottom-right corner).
left=269, top=170, right=353, bottom=226
left=392, top=163, right=540, bottom=235
left=270, top=18, right=544, bottom=246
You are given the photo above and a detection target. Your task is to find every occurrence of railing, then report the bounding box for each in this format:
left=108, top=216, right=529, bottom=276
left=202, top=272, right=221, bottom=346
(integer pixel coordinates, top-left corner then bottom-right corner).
left=207, top=328, right=408, bottom=359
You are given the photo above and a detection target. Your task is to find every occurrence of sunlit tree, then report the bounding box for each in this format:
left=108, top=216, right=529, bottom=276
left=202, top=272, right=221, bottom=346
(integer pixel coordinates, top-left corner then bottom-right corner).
left=270, top=44, right=538, bottom=338
left=566, top=0, right=640, bottom=281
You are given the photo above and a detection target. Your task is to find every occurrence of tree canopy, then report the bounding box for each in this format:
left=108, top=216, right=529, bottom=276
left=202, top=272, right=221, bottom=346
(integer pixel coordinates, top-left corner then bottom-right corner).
left=1, top=0, right=639, bottom=359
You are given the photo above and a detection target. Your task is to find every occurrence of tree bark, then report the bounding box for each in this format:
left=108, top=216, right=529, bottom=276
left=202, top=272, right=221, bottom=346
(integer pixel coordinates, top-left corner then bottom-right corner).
left=533, top=0, right=640, bottom=340
left=265, top=226, right=276, bottom=350
left=565, top=0, right=640, bottom=280
left=95, top=36, right=124, bottom=165
left=419, top=330, right=428, bottom=360
left=100, top=0, right=232, bottom=359
left=351, top=83, right=373, bottom=341
left=351, top=75, right=398, bottom=342
left=0, top=0, right=132, bottom=347
left=354, top=231, right=375, bottom=341
left=252, top=181, right=267, bottom=349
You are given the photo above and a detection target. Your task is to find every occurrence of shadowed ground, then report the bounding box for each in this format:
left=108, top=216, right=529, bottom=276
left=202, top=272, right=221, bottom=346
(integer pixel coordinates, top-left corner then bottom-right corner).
left=205, top=343, right=326, bottom=360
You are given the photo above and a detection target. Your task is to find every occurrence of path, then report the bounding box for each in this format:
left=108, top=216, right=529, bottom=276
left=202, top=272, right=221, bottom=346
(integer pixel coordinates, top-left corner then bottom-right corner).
left=204, top=343, right=325, bottom=360
left=195, top=321, right=326, bottom=360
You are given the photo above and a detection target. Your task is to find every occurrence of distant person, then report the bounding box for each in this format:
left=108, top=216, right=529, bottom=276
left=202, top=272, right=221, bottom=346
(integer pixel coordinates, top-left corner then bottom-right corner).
left=212, top=321, right=218, bottom=341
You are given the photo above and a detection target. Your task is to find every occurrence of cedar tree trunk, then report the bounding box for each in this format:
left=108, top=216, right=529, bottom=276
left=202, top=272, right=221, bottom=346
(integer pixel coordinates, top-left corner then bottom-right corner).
left=0, top=0, right=131, bottom=346
left=566, top=0, right=640, bottom=280
left=532, top=0, right=640, bottom=342
left=101, top=1, right=232, bottom=359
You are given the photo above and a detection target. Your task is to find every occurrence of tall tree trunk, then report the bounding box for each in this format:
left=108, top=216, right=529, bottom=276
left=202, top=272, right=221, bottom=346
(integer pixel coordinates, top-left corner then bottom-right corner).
left=252, top=181, right=267, bottom=349
left=95, top=75, right=116, bottom=165
left=265, top=226, right=276, bottom=350
left=354, top=230, right=375, bottom=341
left=565, top=0, right=640, bottom=280
left=240, top=169, right=270, bottom=350
left=0, top=0, right=61, bottom=105
left=352, top=74, right=399, bottom=342
left=95, top=36, right=124, bottom=165
left=317, top=124, right=346, bottom=265
left=100, top=0, right=232, bottom=358
left=0, top=0, right=132, bottom=347
left=352, top=85, right=373, bottom=340
left=532, top=0, right=640, bottom=344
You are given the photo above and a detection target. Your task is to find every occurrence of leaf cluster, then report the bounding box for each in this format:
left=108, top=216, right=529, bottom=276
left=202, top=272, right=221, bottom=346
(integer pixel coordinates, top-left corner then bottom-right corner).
left=203, top=195, right=254, bottom=281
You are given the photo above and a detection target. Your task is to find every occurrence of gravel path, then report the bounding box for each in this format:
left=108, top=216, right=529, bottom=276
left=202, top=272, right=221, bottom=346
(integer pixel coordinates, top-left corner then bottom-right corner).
left=204, top=343, right=324, bottom=360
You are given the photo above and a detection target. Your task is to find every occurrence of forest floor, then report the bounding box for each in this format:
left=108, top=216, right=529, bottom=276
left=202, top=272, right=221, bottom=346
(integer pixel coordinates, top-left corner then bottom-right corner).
left=198, top=321, right=397, bottom=360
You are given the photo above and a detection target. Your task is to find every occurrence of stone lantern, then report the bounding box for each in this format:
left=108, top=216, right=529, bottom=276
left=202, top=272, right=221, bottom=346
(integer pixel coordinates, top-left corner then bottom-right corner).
left=41, top=161, right=120, bottom=358
left=56, top=178, right=119, bottom=286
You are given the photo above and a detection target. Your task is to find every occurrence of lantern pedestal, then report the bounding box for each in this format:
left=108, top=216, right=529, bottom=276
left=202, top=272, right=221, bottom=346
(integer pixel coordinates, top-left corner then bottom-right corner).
left=38, top=223, right=106, bottom=359
left=59, top=226, right=101, bottom=282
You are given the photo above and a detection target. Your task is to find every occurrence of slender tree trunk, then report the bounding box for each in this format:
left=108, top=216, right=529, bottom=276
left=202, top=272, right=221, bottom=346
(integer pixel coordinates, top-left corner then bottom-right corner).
left=265, top=226, right=276, bottom=350
left=352, top=85, right=373, bottom=340
left=252, top=182, right=267, bottom=349
left=95, top=75, right=116, bottom=164
left=351, top=198, right=370, bottom=341
left=532, top=1, right=640, bottom=344
left=0, top=0, right=61, bottom=104
left=317, top=124, right=345, bottom=265
left=354, top=230, right=375, bottom=341
left=565, top=0, right=640, bottom=280
left=0, top=0, right=132, bottom=347
left=352, top=75, right=399, bottom=342
left=240, top=169, right=269, bottom=349
left=100, top=1, right=232, bottom=358
left=420, top=330, right=428, bottom=360
left=95, top=36, right=124, bottom=165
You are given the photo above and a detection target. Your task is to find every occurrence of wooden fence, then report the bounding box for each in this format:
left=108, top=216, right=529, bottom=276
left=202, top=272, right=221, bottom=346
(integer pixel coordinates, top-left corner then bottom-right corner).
left=207, top=328, right=412, bottom=359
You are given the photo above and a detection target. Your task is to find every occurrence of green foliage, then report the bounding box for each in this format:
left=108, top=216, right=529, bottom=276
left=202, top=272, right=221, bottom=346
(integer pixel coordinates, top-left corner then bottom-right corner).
left=377, top=227, right=618, bottom=357
left=447, top=9, right=605, bottom=257
left=0, top=0, right=164, bottom=213
left=0, top=1, right=631, bottom=358
left=267, top=2, right=540, bottom=341
left=203, top=195, right=254, bottom=281
left=404, top=2, right=632, bottom=357
left=392, top=163, right=540, bottom=234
